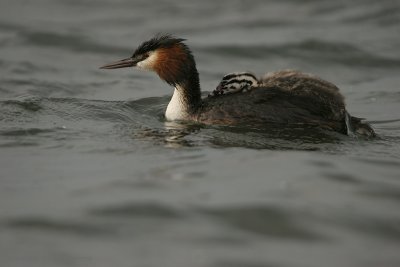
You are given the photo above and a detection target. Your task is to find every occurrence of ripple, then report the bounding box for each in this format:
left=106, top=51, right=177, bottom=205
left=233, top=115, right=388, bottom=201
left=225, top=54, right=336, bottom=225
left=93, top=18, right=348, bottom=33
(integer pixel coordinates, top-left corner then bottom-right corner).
left=0, top=21, right=27, bottom=33
left=343, top=5, right=400, bottom=25
left=371, top=118, right=400, bottom=125
left=0, top=128, right=57, bottom=137
left=0, top=95, right=384, bottom=151
left=131, top=126, right=201, bottom=148
left=10, top=61, right=57, bottom=75
left=20, top=31, right=131, bottom=55
left=0, top=97, right=145, bottom=124
left=0, top=141, right=38, bottom=147
left=206, top=125, right=345, bottom=150
left=359, top=184, right=400, bottom=203
left=1, top=98, right=42, bottom=112
left=201, top=40, right=400, bottom=68
left=337, top=215, right=400, bottom=241
left=3, top=217, right=115, bottom=237
left=308, top=159, right=336, bottom=168
left=211, top=260, right=277, bottom=267
left=88, top=202, right=183, bottom=219
left=199, top=205, right=324, bottom=240
left=356, top=158, right=400, bottom=168
left=322, top=172, right=362, bottom=184
left=0, top=78, right=87, bottom=97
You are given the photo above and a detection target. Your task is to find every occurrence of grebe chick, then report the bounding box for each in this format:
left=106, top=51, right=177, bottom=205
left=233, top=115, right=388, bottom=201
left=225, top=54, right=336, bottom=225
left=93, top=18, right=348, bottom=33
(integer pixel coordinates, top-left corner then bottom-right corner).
left=209, top=72, right=260, bottom=96
left=213, top=70, right=340, bottom=96
left=100, top=34, right=375, bottom=137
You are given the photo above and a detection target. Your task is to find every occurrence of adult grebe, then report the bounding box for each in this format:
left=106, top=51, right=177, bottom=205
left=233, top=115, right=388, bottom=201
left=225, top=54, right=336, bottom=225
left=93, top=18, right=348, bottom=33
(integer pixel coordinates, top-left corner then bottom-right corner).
left=100, top=34, right=375, bottom=137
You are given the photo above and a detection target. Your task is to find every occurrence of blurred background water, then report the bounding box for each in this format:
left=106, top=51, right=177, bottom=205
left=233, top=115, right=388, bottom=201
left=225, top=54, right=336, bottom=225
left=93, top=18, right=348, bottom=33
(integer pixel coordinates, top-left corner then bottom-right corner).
left=1, top=0, right=400, bottom=267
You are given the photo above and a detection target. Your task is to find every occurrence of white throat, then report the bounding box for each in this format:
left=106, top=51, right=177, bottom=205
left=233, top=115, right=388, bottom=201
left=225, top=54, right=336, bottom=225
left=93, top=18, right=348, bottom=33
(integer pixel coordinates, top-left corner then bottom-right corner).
left=165, top=86, right=190, bottom=121
left=136, top=51, right=158, bottom=70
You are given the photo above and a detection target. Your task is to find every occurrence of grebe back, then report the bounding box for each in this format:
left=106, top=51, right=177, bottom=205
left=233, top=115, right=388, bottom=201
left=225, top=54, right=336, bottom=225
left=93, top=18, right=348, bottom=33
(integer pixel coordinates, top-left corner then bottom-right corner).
left=100, top=34, right=375, bottom=137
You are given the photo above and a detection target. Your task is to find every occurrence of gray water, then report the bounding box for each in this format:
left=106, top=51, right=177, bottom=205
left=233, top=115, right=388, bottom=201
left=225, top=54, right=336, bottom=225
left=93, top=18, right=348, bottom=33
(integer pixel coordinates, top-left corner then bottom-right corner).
left=1, top=1, right=400, bottom=267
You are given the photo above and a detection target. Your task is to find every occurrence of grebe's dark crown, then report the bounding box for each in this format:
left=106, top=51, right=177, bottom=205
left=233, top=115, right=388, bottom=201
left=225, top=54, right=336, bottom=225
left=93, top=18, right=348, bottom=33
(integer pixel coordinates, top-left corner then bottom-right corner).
left=132, top=34, right=186, bottom=58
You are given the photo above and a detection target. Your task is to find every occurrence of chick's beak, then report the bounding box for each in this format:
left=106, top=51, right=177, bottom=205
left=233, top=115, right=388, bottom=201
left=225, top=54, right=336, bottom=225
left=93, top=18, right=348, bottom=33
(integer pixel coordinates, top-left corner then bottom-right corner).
left=99, top=57, right=138, bottom=69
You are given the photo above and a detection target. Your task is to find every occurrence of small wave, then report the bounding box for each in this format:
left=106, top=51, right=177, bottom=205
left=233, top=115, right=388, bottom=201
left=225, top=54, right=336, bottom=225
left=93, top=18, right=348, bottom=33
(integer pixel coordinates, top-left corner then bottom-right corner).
left=0, top=127, right=58, bottom=137
left=369, top=118, right=400, bottom=125
left=19, top=31, right=131, bottom=55
left=0, top=95, right=382, bottom=151
left=0, top=97, right=148, bottom=124
left=3, top=217, right=114, bottom=237
left=0, top=21, right=27, bottom=32
left=9, top=61, right=57, bottom=75
left=1, top=98, right=42, bottom=112
left=0, top=96, right=169, bottom=150
left=343, top=5, right=400, bottom=26
left=0, top=141, right=39, bottom=148
left=321, top=172, right=362, bottom=184
left=361, top=91, right=400, bottom=103
left=88, top=202, right=183, bottom=219
left=201, top=40, right=400, bottom=69
left=316, top=212, right=400, bottom=241
left=0, top=78, right=88, bottom=97
left=204, top=124, right=345, bottom=150
left=198, top=205, right=324, bottom=240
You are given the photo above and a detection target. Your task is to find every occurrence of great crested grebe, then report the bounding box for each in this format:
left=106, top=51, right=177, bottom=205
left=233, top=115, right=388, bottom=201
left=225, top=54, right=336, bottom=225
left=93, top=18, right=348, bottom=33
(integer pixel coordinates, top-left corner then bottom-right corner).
left=100, top=34, right=375, bottom=137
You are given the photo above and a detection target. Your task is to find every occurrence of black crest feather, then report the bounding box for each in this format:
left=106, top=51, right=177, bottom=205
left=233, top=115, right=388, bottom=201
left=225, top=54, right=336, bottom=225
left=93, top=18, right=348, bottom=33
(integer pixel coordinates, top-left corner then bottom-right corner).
left=132, top=34, right=186, bottom=58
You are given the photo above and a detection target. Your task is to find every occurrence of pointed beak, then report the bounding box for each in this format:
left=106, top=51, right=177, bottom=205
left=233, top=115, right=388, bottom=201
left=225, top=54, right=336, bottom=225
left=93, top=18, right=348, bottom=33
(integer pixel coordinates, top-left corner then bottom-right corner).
left=99, top=57, right=137, bottom=69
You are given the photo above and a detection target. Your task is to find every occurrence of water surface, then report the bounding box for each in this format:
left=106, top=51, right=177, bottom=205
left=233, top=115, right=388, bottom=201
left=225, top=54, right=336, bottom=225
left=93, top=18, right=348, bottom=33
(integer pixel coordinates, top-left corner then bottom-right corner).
left=1, top=1, right=400, bottom=267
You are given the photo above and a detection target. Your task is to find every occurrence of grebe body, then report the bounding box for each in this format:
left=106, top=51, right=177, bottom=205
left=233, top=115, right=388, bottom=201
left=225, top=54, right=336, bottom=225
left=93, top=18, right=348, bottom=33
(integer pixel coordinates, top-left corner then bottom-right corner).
left=100, top=35, right=375, bottom=137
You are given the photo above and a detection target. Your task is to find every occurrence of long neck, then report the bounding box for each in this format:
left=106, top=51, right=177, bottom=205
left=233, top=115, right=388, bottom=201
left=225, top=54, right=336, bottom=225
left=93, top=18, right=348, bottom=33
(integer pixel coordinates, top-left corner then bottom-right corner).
left=164, top=58, right=202, bottom=121
left=151, top=42, right=202, bottom=121
left=165, top=76, right=202, bottom=121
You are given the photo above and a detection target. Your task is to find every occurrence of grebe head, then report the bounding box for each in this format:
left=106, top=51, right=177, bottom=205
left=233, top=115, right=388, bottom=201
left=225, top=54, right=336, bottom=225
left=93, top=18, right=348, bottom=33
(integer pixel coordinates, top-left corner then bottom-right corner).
left=211, top=72, right=260, bottom=96
left=100, top=34, right=202, bottom=121
left=100, top=34, right=198, bottom=88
